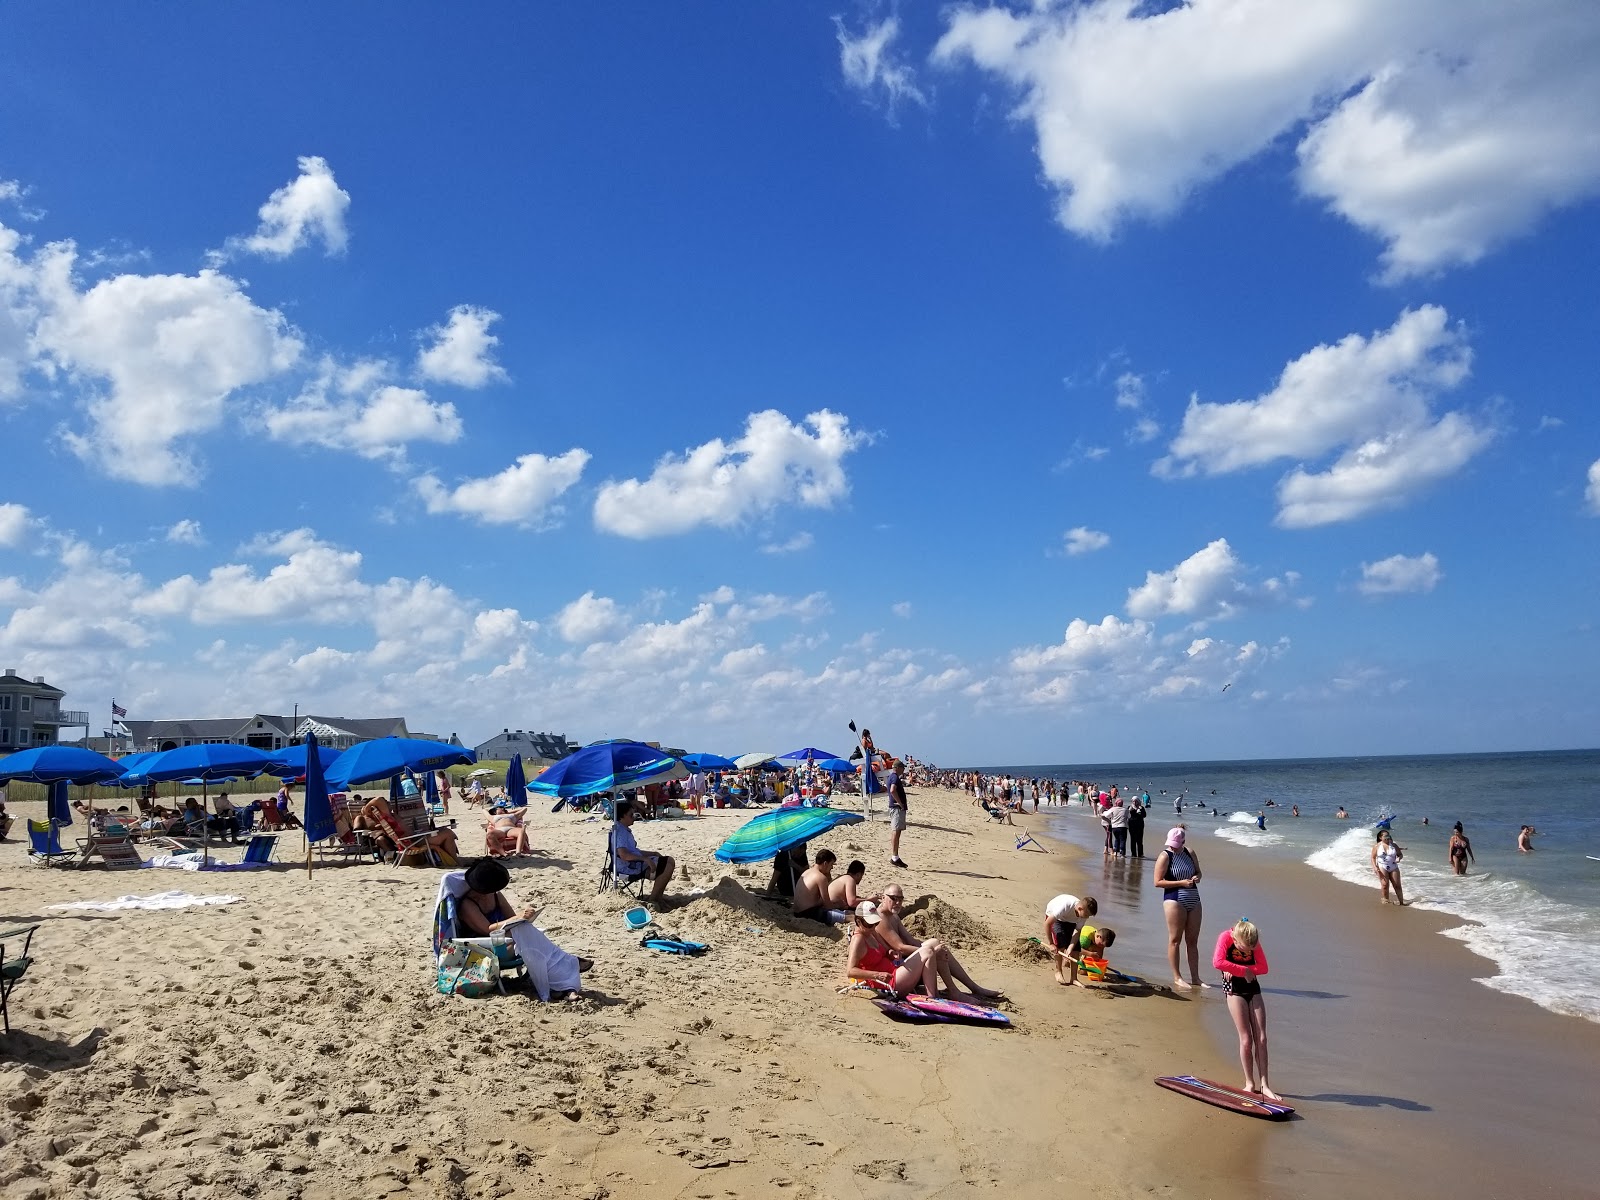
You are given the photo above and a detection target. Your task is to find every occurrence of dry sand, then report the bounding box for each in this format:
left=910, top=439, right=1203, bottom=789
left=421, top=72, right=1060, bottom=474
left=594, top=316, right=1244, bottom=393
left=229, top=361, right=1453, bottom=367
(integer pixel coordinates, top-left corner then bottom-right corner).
left=2, top=786, right=1264, bottom=1199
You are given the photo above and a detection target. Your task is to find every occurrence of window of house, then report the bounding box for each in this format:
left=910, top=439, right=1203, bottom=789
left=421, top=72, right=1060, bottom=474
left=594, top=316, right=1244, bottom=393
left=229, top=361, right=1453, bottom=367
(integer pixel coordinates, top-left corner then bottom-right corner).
left=18, top=728, right=30, bottom=744
left=0, top=695, right=11, bottom=710
left=0, top=728, right=10, bottom=745
left=19, top=696, right=30, bottom=712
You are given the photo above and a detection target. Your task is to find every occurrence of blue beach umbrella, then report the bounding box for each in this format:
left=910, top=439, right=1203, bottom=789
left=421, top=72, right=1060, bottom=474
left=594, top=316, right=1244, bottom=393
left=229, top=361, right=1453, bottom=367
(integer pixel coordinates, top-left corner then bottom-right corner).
left=142, top=743, right=272, bottom=783
left=112, top=751, right=162, bottom=787
left=424, top=768, right=440, bottom=808
left=0, top=744, right=127, bottom=785
left=775, top=747, right=843, bottom=766
left=528, top=741, right=683, bottom=799
left=301, top=731, right=336, bottom=845
left=681, top=752, right=739, bottom=772
left=813, top=758, right=858, bottom=774
left=505, top=753, right=528, bottom=807
left=325, top=737, right=475, bottom=791
left=713, top=806, right=865, bottom=864
left=265, top=742, right=343, bottom=781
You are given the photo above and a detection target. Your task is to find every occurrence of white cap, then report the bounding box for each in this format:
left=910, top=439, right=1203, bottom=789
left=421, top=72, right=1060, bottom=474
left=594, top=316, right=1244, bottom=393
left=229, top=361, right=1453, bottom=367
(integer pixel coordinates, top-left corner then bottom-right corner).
left=1045, top=894, right=1081, bottom=919
left=855, top=900, right=882, bottom=925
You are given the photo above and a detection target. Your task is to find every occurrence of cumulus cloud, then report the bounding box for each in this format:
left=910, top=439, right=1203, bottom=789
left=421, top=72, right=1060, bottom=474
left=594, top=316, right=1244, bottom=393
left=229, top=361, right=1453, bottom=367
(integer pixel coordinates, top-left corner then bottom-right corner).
left=416, top=305, right=509, bottom=388
left=594, top=409, right=867, bottom=538
left=931, top=1, right=1600, bottom=276
left=891, top=601, right=913, bottom=618
left=415, top=448, right=589, bottom=526
left=166, top=519, right=204, bottom=546
left=555, top=591, right=627, bottom=643
left=835, top=14, right=928, bottom=117
left=1585, top=459, right=1600, bottom=515
left=135, top=529, right=368, bottom=624
left=1156, top=306, right=1492, bottom=526
left=225, top=156, right=351, bottom=259
left=262, top=359, right=463, bottom=461
left=1358, top=552, right=1441, bottom=596
left=1062, top=526, right=1109, bottom=556
left=0, top=502, right=31, bottom=547
left=1125, top=539, right=1298, bottom=624
left=36, top=257, right=304, bottom=484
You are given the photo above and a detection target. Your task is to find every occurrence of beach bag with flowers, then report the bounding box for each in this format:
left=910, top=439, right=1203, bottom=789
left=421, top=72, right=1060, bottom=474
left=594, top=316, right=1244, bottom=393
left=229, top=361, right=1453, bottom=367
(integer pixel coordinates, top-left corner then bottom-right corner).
left=436, top=941, right=500, bottom=998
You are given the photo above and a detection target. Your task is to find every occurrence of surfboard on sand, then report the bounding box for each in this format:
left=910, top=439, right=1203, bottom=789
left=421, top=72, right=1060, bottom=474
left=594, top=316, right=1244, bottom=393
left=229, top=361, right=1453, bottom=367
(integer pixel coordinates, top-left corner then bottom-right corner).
left=873, top=996, right=1011, bottom=1027
left=1155, top=1075, right=1295, bottom=1120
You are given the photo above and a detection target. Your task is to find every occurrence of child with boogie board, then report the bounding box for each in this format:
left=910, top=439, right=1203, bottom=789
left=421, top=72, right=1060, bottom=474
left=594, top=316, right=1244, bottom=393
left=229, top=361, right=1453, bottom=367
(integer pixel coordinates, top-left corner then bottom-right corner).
left=1214, top=919, right=1278, bottom=1100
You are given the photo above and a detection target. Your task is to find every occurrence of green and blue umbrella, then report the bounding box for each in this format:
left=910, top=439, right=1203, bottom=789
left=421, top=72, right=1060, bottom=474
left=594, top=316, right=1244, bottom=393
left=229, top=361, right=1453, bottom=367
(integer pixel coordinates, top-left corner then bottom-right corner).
left=713, top=806, right=864, bottom=864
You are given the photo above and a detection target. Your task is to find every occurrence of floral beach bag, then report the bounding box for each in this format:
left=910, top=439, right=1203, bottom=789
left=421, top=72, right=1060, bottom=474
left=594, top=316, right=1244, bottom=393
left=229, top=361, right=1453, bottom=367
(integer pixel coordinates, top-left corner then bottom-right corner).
left=436, top=940, right=501, bottom=998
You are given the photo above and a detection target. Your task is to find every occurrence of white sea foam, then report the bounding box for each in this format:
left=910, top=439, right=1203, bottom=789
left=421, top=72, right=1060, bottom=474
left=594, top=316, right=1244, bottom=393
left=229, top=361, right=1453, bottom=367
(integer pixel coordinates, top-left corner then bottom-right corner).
left=1304, top=829, right=1600, bottom=1023
left=1213, top=823, right=1285, bottom=847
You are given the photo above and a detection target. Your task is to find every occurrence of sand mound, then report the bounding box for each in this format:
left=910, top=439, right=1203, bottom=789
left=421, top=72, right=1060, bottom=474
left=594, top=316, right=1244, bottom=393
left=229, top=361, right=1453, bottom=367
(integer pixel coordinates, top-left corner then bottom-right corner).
left=1007, top=937, right=1053, bottom=964
left=902, top=896, right=990, bottom=952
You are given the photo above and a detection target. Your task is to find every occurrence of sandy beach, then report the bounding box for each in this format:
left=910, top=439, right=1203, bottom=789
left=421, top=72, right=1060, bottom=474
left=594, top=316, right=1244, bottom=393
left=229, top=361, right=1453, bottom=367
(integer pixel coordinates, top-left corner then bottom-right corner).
left=0, top=784, right=1272, bottom=1200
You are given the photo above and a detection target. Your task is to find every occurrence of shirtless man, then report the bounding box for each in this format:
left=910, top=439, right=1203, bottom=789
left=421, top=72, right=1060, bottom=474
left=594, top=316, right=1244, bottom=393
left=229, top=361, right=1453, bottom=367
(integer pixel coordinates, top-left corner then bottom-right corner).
left=877, top=884, right=1002, bottom=1000
left=827, top=859, right=879, bottom=911
left=792, top=848, right=850, bottom=925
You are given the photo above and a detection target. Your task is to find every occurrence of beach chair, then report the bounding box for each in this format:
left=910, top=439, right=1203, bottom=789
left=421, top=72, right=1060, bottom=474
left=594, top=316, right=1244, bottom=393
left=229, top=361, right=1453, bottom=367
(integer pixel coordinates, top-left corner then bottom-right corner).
left=598, top=825, right=647, bottom=898
left=76, top=832, right=144, bottom=869
left=0, top=924, right=40, bottom=1035
left=432, top=873, right=526, bottom=996
left=27, top=820, right=75, bottom=867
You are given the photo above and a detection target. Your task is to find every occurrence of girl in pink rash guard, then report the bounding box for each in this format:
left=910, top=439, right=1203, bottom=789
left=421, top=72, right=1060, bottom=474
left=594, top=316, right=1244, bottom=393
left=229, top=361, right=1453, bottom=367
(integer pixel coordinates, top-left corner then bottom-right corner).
left=1214, top=919, right=1278, bottom=1100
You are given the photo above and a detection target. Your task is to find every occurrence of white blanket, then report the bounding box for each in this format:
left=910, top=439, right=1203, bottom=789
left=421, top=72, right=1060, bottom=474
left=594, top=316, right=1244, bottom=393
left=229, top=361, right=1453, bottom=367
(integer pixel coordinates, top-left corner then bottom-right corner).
left=47, top=890, right=242, bottom=912
left=433, top=871, right=580, bottom=1001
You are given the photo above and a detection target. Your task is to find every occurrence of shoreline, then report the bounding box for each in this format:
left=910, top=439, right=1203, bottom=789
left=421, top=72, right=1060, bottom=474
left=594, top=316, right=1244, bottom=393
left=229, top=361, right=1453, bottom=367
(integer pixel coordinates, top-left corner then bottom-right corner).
left=0, top=785, right=1262, bottom=1199
left=1039, top=799, right=1600, bottom=1198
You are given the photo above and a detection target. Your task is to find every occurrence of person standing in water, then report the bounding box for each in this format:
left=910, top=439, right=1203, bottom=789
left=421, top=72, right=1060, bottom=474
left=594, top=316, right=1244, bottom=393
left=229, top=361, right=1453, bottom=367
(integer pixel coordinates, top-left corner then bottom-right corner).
left=1213, top=919, right=1278, bottom=1100
left=1448, top=822, right=1475, bottom=875
left=1371, top=829, right=1406, bottom=905
left=1518, top=825, right=1537, bottom=852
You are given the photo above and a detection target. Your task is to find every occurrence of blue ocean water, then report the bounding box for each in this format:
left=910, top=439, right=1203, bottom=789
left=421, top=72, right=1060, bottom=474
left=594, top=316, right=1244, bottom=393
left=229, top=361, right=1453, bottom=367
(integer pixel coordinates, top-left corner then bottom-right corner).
left=977, top=750, right=1600, bottom=1022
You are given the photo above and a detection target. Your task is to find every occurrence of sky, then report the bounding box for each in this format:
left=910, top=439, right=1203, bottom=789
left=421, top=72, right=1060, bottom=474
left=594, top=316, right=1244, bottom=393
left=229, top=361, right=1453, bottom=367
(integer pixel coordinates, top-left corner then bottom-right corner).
left=0, top=2, right=1597, bottom=766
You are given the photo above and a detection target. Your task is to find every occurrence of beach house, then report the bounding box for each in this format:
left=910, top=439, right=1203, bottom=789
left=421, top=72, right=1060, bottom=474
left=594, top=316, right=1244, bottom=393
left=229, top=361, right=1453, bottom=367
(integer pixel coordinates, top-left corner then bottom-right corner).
left=0, top=669, right=90, bottom=750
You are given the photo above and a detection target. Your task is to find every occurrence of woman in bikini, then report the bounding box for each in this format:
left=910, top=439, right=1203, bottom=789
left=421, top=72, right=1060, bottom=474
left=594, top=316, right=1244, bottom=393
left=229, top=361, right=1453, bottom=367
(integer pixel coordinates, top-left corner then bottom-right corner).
left=844, top=901, right=944, bottom=998
left=1448, top=822, right=1474, bottom=875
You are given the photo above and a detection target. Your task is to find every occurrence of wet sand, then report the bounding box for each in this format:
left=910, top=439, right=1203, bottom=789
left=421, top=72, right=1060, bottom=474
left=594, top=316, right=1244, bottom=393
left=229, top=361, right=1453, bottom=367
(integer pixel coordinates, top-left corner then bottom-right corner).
left=0, top=785, right=1262, bottom=1199
left=1044, top=804, right=1600, bottom=1199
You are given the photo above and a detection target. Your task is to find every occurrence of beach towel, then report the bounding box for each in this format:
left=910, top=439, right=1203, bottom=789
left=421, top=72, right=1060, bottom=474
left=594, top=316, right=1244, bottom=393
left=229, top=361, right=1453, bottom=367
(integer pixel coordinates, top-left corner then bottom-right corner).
left=640, top=936, right=709, bottom=955
left=431, top=871, right=579, bottom=1002
left=46, top=890, right=243, bottom=912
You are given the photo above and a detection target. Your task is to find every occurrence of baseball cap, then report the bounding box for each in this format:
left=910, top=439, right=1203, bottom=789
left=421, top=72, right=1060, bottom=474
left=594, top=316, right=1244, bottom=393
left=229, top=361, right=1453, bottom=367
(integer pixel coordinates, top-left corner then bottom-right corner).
left=855, top=901, right=882, bottom=925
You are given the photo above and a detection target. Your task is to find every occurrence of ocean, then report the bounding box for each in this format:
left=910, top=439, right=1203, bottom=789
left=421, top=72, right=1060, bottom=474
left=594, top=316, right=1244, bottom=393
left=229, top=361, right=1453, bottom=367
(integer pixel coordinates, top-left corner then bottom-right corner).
left=975, top=749, right=1600, bottom=1024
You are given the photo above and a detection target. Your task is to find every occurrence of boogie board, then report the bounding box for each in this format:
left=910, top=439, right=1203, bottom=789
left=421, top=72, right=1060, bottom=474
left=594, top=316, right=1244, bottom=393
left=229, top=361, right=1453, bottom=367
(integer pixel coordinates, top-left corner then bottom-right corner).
left=873, top=996, right=1010, bottom=1027
left=1155, top=1075, right=1294, bottom=1120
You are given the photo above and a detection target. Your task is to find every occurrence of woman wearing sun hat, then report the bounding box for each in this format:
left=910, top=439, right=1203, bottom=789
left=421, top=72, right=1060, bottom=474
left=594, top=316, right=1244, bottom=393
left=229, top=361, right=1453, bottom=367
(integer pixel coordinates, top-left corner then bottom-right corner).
left=1154, top=825, right=1208, bottom=991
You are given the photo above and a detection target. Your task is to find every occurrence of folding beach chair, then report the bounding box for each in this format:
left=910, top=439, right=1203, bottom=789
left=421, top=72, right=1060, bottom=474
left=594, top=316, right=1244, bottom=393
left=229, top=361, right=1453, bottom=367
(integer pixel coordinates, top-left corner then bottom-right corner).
left=597, top=824, right=647, bottom=898
left=241, top=835, right=276, bottom=866
left=0, top=924, right=41, bottom=1035
left=76, top=832, right=144, bottom=869
left=432, top=873, right=526, bottom=996
left=27, top=820, right=75, bottom=867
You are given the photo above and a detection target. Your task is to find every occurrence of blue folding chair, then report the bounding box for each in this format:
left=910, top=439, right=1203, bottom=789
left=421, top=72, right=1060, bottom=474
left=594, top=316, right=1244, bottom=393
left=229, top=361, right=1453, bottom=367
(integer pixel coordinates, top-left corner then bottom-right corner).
left=27, top=820, right=75, bottom=868
left=241, top=835, right=276, bottom=866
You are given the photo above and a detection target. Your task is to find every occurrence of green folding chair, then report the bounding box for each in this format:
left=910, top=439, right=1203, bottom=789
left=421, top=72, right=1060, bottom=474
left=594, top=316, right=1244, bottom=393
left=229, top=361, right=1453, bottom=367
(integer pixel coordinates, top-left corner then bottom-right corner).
left=1, top=924, right=40, bottom=1035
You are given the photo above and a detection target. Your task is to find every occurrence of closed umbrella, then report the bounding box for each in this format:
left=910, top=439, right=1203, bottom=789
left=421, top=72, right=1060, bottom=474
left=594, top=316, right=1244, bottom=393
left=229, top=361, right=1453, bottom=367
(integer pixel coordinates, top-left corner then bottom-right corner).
left=325, top=738, right=475, bottom=791
left=528, top=741, right=683, bottom=799
left=713, top=807, right=864, bottom=863
left=301, top=730, right=336, bottom=856
left=505, top=754, right=528, bottom=807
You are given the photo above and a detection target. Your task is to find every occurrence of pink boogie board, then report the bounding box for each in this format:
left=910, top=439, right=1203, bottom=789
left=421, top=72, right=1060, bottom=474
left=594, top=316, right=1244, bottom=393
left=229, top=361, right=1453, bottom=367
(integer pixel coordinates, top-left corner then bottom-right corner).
left=873, top=996, right=1010, bottom=1026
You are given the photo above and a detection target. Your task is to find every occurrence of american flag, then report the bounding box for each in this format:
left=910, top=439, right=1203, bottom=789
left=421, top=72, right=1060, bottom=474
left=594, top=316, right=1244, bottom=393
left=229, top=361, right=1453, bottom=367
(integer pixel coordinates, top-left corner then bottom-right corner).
left=111, top=700, right=127, bottom=718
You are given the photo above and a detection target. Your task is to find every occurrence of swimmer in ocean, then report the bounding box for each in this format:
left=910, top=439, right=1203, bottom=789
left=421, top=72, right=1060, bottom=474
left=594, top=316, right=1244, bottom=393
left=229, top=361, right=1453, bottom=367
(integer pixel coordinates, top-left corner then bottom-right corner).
left=1518, top=825, right=1536, bottom=853
left=1291, top=804, right=1299, bottom=817
left=1255, top=811, right=1266, bottom=830
left=1335, top=806, right=1349, bottom=819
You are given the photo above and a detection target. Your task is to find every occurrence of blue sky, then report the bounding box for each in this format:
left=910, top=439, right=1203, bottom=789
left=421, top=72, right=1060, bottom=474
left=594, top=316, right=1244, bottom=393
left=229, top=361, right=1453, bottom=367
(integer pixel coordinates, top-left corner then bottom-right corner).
left=1, top=3, right=1597, bottom=764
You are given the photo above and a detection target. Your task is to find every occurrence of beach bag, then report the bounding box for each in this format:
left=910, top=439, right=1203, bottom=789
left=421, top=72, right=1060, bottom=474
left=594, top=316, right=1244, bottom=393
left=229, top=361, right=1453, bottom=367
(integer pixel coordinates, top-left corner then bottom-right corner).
left=436, top=941, right=500, bottom=998
left=640, top=936, right=709, bottom=956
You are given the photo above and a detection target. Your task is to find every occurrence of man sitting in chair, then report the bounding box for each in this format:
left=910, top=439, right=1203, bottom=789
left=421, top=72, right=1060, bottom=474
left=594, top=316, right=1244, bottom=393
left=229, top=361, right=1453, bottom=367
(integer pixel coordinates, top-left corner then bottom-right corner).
left=611, top=800, right=675, bottom=903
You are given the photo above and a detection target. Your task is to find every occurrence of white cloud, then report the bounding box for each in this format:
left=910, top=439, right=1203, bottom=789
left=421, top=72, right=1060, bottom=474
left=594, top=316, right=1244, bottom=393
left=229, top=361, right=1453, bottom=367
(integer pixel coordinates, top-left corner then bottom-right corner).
left=891, top=601, right=913, bottom=618
left=1126, top=538, right=1298, bottom=623
left=1127, top=416, right=1160, bottom=444
left=226, top=156, right=351, bottom=259
left=931, top=2, right=1600, bottom=276
left=262, top=360, right=463, bottom=462
left=1156, top=307, right=1492, bottom=526
left=1585, top=459, right=1600, bottom=516
left=165, top=519, right=204, bottom=546
left=32, top=250, right=302, bottom=484
left=555, top=591, right=627, bottom=643
left=415, top=448, right=589, bottom=526
left=0, top=502, right=31, bottom=547
left=1358, top=552, right=1441, bottom=596
left=593, top=409, right=867, bottom=538
left=1114, top=371, right=1144, bottom=409
left=760, top=531, right=815, bottom=555
left=835, top=15, right=928, bottom=117
left=135, top=530, right=368, bottom=624
left=416, top=305, right=509, bottom=388
left=1011, top=613, right=1153, bottom=673
left=1062, top=526, right=1109, bottom=556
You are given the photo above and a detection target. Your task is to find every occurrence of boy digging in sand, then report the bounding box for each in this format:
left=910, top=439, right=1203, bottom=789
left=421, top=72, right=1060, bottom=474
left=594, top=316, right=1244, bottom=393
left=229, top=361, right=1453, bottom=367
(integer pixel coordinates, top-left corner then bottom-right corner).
left=1043, top=893, right=1099, bottom=986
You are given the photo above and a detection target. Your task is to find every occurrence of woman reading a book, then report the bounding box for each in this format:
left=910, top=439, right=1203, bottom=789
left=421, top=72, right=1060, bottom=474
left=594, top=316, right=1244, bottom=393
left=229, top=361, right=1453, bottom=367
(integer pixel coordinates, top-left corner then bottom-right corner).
left=456, top=858, right=590, bottom=1001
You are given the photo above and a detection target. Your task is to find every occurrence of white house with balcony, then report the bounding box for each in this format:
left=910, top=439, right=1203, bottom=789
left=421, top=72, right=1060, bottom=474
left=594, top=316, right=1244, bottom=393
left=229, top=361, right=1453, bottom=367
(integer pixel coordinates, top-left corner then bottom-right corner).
left=0, top=669, right=90, bottom=750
